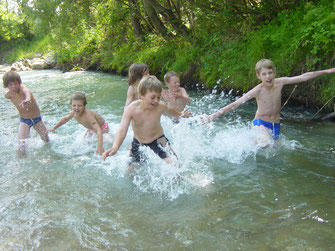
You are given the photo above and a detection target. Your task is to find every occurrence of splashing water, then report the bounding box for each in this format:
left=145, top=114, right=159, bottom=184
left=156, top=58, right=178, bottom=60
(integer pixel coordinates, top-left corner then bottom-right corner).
left=0, top=70, right=334, bottom=250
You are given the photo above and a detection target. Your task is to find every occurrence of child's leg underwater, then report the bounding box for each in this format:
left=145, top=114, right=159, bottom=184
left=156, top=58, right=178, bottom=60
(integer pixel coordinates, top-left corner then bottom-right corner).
left=17, top=122, right=30, bottom=155
left=33, top=120, right=50, bottom=142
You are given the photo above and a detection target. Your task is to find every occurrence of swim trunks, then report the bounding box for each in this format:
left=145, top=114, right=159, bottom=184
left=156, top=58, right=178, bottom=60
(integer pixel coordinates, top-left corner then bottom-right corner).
left=253, top=119, right=280, bottom=140
left=88, top=121, right=109, bottom=134
left=20, top=116, right=42, bottom=128
left=100, top=121, right=109, bottom=132
left=129, top=135, right=170, bottom=163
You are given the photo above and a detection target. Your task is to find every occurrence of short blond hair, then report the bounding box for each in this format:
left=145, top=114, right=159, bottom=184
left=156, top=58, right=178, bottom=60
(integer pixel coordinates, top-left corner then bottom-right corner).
left=138, top=76, right=162, bottom=96
left=70, top=91, right=87, bottom=106
left=255, top=59, right=276, bottom=74
left=164, top=71, right=179, bottom=83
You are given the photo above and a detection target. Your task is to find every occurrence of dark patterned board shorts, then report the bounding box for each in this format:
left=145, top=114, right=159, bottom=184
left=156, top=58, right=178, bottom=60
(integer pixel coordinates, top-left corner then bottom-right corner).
left=129, top=135, right=170, bottom=164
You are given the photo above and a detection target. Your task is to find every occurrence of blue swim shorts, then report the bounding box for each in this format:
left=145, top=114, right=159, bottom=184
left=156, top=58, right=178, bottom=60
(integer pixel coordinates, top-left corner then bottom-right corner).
left=253, top=119, right=280, bottom=140
left=20, top=116, right=42, bottom=128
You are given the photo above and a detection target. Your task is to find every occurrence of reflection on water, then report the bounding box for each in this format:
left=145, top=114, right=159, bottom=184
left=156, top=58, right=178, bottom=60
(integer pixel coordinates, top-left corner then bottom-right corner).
left=0, top=70, right=334, bottom=250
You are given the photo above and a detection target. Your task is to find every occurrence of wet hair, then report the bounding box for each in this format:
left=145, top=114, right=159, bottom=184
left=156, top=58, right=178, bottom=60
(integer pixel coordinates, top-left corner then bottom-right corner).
left=255, top=59, right=276, bottom=74
left=70, top=91, right=87, bottom=106
left=3, top=71, right=22, bottom=88
left=164, top=71, right=179, bottom=83
left=127, top=63, right=149, bottom=86
left=138, top=76, right=162, bottom=96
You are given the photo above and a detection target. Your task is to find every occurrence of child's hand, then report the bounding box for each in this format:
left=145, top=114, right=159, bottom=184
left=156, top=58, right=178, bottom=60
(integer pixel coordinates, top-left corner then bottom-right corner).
left=19, top=99, right=31, bottom=108
left=182, top=110, right=192, bottom=118
left=102, top=148, right=117, bottom=160
left=325, top=68, right=335, bottom=74
left=201, top=114, right=213, bottom=124
left=96, top=147, right=104, bottom=156
left=47, top=128, right=55, bottom=133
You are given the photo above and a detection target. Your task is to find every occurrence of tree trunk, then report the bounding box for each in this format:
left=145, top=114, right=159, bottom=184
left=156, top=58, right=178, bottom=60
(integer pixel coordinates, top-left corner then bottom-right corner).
left=148, top=0, right=189, bottom=36
left=142, top=0, right=169, bottom=38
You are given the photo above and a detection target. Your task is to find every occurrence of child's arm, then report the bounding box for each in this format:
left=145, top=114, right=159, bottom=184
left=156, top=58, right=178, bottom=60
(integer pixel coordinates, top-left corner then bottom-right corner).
left=89, top=121, right=104, bottom=155
left=162, top=102, right=181, bottom=118
left=19, top=85, right=33, bottom=108
left=48, top=112, right=74, bottom=132
left=180, top=88, right=191, bottom=104
left=206, top=87, right=259, bottom=122
left=102, top=108, right=132, bottom=160
left=281, top=68, right=335, bottom=85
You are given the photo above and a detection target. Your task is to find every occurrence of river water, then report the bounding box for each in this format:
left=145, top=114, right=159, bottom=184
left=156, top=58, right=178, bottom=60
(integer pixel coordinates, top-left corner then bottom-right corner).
left=0, top=70, right=334, bottom=250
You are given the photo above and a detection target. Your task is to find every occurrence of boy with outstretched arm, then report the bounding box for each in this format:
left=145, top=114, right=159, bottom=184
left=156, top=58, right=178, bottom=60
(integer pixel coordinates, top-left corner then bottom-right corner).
left=48, top=92, right=109, bottom=155
left=102, top=76, right=180, bottom=169
left=162, top=71, right=191, bottom=122
left=3, top=71, right=49, bottom=155
left=205, top=59, right=335, bottom=145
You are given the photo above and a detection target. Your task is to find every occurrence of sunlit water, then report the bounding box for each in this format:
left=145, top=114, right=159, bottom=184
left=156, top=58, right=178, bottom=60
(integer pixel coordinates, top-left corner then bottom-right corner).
left=0, top=70, right=334, bottom=250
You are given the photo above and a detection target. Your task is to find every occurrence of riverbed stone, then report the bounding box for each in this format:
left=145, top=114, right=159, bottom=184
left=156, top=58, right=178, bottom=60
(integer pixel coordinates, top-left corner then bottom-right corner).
left=31, top=58, right=47, bottom=70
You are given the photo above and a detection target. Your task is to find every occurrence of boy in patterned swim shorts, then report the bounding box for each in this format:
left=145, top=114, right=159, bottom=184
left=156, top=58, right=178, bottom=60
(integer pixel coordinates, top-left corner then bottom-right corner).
left=103, top=76, right=180, bottom=169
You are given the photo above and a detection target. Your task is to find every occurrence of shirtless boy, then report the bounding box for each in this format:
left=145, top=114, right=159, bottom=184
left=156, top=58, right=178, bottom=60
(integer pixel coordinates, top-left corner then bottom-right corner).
left=3, top=71, right=49, bottom=155
left=162, top=71, right=191, bottom=121
left=102, top=76, right=180, bottom=168
left=48, top=92, right=109, bottom=155
left=206, top=59, right=335, bottom=144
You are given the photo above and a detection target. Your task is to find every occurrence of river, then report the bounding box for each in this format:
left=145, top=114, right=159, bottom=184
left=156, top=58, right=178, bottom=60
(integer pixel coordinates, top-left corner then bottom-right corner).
left=0, top=70, right=334, bottom=250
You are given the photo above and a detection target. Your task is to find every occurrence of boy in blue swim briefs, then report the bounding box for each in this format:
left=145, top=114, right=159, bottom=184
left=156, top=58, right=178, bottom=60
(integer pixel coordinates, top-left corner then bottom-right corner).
left=102, top=76, right=180, bottom=169
left=3, top=71, right=49, bottom=155
left=205, top=59, right=335, bottom=145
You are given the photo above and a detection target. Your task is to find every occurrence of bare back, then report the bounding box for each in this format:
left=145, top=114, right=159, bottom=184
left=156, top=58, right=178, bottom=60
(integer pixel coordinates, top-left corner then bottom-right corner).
left=125, top=83, right=140, bottom=107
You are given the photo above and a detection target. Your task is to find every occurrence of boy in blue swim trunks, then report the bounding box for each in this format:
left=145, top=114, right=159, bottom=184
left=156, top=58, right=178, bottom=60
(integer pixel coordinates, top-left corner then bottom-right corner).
left=102, top=76, right=180, bottom=169
left=3, top=71, right=49, bottom=155
left=205, top=59, right=335, bottom=146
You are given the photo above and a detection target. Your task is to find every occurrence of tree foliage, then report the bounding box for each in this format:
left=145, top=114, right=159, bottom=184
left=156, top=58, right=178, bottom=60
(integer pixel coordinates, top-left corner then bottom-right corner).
left=2, top=0, right=335, bottom=109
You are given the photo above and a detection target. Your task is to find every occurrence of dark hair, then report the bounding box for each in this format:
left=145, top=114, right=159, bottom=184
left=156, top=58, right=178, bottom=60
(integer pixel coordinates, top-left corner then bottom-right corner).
left=127, top=63, right=149, bottom=86
left=70, top=91, right=87, bottom=106
left=164, top=71, right=179, bottom=83
left=138, top=76, right=162, bottom=96
left=3, top=71, right=22, bottom=88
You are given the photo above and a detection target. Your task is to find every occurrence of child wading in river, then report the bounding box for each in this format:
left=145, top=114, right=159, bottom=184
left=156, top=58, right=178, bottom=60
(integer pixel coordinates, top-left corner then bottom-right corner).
left=204, top=59, right=335, bottom=147
left=103, top=76, right=180, bottom=169
left=3, top=71, right=49, bottom=156
left=48, top=92, right=109, bottom=155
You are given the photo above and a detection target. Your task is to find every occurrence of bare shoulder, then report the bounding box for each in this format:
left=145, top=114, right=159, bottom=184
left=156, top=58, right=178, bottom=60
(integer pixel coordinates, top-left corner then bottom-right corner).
left=68, top=110, right=76, bottom=118
left=20, top=84, right=30, bottom=92
left=248, top=83, right=262, bottom=95
left=158, top=100, right=167, bottom=110
left=126, top=99, right=140, bottom=112
left=4, top=91, right=11, bottom=99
